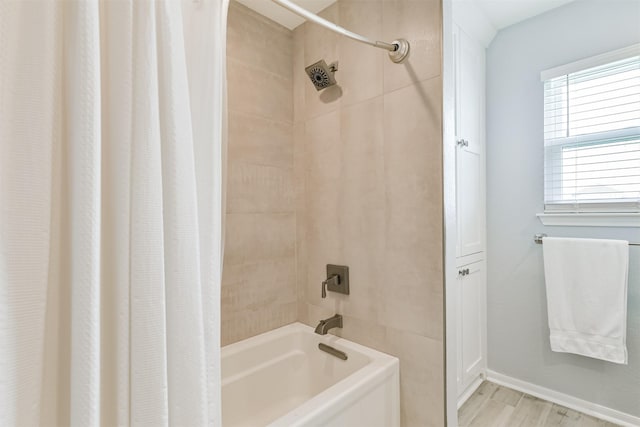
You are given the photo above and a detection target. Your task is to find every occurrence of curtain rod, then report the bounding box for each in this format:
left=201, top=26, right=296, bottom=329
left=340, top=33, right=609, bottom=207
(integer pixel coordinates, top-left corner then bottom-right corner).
left=534, top=233, right=640, bottom=246
left=270, top=0, right=410, bottom=63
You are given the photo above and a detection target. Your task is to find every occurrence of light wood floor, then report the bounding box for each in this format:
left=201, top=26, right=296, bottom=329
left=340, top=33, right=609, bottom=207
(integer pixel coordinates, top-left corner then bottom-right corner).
left=458, top=381, right=620, bottom=427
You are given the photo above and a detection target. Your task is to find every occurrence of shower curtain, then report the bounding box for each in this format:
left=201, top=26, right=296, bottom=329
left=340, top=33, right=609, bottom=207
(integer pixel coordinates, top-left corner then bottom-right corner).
left=0, top=0, right=228, bottom=425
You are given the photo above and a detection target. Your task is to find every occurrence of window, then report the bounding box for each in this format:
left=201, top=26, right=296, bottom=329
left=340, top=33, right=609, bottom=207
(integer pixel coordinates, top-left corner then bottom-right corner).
left=542, top=45, right=640, bottom=214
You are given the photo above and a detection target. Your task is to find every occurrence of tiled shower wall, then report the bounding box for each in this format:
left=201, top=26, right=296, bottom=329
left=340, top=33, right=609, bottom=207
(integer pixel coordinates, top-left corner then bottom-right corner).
left=223, top=0, right=445, bottom=425
left=293, top=1, right=445, bottom=426
left=222, top=2, right=297, bottom=345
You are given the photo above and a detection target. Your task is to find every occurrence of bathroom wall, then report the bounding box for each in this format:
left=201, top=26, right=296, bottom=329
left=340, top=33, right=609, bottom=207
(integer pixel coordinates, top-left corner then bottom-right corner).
left=486, top=0, right=640, bottom=417
left=293, top=1, right=445, bottom=425
left=222, top=2, right=296, bottom=345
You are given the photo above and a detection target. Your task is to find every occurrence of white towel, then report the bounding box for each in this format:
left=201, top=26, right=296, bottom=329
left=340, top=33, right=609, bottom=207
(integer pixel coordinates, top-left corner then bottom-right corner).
left=542, top=237, right=629, bottom=364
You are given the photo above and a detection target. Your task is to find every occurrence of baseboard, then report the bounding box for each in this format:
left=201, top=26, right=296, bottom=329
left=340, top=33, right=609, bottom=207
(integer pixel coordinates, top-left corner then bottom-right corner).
left=486, top=370, right=640, bottom=427
left=457, top=375, right=485, bottom=409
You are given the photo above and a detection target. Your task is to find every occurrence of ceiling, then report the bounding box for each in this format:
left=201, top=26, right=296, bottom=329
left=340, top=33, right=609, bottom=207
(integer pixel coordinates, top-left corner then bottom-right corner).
left=453, top=0, right=576, bottom=30
left=237, top=0, right=577, bottom=33
left=235, top=0, right=336, bottom=30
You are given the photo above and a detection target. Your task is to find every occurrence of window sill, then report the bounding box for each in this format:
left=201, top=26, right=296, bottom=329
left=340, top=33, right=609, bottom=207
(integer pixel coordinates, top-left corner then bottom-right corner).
left=536, top=213, right=640, bottom=227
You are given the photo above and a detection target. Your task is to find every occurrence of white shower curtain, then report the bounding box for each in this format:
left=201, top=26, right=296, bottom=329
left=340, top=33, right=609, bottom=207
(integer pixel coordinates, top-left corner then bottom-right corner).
left=0, top=0, right=228, bottom=425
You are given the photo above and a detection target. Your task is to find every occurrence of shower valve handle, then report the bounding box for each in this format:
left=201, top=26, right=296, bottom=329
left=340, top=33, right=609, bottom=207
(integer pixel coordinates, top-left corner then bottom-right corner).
left=321, top=274, right=340, bottom=298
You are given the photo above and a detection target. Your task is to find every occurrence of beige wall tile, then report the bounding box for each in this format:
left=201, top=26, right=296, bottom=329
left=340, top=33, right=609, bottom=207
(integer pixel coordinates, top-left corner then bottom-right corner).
left=383, top=76, right=442, bottom=190
left=227, top=2, right=293, bottom=80
left=225, top=212, right=296, bottom=266
left=227, top=58, right=293, bottom=123
left=222, top=214, right=297, bottom=346
left=338, top=0, right=384, bottom=106
left=222, top=301, right=297, bottom=345
left=295, top=214, right=308, bottom=318
left=380, top=78, right=443, bottom=338
left=332, top=98, right=386, bottom=321
left=293, top=123, right=307, bottom=205
left=379, top=272, right=444, bottom=339
left=227, top=161, right=295, bottom=213
left=222, top=258, right=296, bottom=318
left=303, top=113, right=342, bottom=299
left=382, top=0, right=442, bottom=93
left=331, top=311, right=388, bottom=352
left=228, top=111, right=293, bottom=169
left=223, top=3, right=296, bottom=345
left=305, top=176, right=342, bottom=307
left=294, top=123, right=308, bottom=315
left=340, top=97, right=385, bottom=191
left=293, top=26, right=306, bottom=124
left=303, top=107, right=340, bottom=178
left=304, top=110, right=342, bottom=178
left=383, top=329, right=445, bottom=427
left=221, top=261, right=244, bottom=318
left=384, top=180, right=443, bottom=258
left=383, top=192, right=443, bottom=287
left=302, top=302, right=335, bottom=330
left=303, top=110, right=342, bottom=305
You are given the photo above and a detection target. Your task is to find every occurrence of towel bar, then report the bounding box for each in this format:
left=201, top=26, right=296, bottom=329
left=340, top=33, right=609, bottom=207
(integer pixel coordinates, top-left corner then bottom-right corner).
left=534, top=233, right=640, bottom=246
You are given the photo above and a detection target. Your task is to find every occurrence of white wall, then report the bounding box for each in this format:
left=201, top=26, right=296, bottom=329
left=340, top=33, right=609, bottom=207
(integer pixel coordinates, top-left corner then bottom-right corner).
left=486, top=0, right=640, bottom=417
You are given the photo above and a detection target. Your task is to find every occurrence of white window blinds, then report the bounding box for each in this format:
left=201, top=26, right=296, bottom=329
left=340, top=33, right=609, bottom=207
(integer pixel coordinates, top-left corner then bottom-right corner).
left=542, top=45, right=640, bottom=213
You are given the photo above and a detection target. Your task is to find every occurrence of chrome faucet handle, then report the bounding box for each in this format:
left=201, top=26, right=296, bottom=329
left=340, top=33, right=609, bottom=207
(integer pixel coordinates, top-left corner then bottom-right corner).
left=321, top=274, right=340, bottom=298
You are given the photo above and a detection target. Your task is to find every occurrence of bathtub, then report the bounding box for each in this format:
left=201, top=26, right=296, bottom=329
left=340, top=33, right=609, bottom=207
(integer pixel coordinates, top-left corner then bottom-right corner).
left=222, top=322, right=400, bottom=427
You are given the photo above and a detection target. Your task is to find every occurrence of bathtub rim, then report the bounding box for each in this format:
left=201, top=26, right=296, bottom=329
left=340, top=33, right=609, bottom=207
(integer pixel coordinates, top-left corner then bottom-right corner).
left=221, top=322, right=400, bottom=427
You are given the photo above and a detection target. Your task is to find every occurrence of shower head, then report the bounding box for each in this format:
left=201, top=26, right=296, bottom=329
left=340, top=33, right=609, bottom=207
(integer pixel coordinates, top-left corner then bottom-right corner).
left=305, top=59, right=338, bottom=91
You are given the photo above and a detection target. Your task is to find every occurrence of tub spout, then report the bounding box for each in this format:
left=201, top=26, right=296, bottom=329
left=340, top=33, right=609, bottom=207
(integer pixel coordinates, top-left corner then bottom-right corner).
left=314, top=314, right=343, bottom=335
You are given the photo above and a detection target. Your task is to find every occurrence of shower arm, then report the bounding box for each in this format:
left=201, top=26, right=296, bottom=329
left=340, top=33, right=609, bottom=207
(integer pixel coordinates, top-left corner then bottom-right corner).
left=270, top=0, right=410, bottom=63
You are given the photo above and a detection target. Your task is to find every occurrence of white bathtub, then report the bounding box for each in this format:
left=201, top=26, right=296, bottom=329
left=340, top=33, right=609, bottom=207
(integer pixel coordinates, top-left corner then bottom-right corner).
left=222, top=322, right=400, bottom=427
